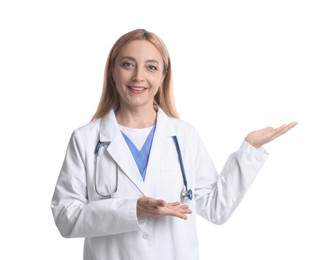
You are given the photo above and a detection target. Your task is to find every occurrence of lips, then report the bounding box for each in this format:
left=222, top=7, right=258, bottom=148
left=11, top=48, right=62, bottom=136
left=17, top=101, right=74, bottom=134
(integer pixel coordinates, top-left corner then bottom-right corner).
left=128, top=86, right=146, bottom=94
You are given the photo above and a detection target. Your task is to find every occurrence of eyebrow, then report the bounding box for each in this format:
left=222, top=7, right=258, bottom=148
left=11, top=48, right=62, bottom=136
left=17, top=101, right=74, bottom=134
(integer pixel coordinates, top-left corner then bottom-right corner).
left=120, top=56, right=160, bottom=64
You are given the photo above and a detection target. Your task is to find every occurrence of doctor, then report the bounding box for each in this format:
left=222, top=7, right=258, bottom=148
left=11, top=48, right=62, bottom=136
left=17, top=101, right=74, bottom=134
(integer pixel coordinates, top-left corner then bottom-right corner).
left=51, top=29, right=297, bottom=260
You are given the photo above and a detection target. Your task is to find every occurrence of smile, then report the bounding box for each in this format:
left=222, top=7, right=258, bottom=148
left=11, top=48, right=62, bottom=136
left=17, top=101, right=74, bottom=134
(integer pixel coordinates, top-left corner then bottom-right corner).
left=128, top=86, right=146, bottom=93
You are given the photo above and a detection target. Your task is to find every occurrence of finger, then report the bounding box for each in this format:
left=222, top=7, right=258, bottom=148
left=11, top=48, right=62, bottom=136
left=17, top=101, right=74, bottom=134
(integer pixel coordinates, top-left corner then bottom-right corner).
left=165, top=204, right=192, bottom=219
left=166, top=210, right=191, bottom=220
left=166, top=201, right=181, bottom=206
left=285, top=121, right=298, bottom=131
left=166, top=202, right=190, bottom=210
left=270, top=121, right=298, bottom=141
left=268, top=124, right=287, bottom=140
left=179, top=204, right=190, bottom=209
left=180, top=207, right=192, bottom=214
left=179, top=214, right=189, bottom=220
left=173, top=208, right=192, bottom=220
left=276, top=122, right=298, bottom=133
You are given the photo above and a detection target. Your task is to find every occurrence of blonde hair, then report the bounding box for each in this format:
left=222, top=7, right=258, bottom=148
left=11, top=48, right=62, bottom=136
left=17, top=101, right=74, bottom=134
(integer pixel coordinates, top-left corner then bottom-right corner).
left=91, top=29, right=178, bottom=120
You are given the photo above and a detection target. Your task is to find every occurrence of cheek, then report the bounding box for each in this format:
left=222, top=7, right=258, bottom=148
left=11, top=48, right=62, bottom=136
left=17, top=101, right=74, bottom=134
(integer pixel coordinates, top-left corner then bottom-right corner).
left=149, top=80, right=162, bottom=95
left=114, top=68, right=130, bottom=81
left=114, top=72, right=129, bottom=90
left=151, top=74, right=164, bottom=88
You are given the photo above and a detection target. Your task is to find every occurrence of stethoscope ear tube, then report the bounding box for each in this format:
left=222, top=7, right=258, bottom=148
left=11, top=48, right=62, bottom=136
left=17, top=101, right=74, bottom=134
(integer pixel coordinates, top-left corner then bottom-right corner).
left=173, top=136, right=193, bottom=201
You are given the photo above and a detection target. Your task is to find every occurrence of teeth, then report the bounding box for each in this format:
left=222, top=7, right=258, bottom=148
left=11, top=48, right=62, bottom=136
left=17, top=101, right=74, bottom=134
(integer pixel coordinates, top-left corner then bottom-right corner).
left=130, top=86, right=144, bottom=91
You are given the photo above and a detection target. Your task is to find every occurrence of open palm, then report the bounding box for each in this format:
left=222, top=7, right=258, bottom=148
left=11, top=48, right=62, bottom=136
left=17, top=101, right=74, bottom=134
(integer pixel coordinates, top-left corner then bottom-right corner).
left=245, top=122, right=298, bottom=149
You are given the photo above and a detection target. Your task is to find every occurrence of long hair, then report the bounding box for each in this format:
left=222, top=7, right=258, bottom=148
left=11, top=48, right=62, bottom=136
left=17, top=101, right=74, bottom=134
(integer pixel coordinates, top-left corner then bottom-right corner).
left=91, top=29, right=178, bottom=120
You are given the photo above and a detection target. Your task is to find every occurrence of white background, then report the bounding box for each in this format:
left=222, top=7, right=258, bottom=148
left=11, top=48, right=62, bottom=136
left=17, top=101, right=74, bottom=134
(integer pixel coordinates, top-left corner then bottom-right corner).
left=1, top=0, right=323, bottom=259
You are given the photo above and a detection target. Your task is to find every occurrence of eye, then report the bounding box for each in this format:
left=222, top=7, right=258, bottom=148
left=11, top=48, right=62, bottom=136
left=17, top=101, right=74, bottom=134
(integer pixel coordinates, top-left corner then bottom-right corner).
left=122, top=62, right=134, bottom=69
left=147, top=65, right=158, bottom=71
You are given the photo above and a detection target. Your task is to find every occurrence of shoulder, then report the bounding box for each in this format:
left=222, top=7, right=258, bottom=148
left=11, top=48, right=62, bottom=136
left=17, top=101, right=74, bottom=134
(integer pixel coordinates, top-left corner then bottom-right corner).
left=170, top=117, right=197, bottom=134
left=158, top=107, right=199, bottom=136
left=71, top=118, right=101, bottom=141
left=165, top=117, right=201, bottom=144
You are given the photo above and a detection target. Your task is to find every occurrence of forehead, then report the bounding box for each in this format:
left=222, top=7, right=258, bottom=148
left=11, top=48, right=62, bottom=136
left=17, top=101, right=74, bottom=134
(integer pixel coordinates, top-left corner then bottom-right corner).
left=118, top=40, right=162, bottom=61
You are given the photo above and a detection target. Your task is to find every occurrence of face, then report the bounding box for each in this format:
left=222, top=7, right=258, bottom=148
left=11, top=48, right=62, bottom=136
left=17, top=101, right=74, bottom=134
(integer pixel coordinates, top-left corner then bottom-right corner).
left=113, top=40, right=165, bottom=111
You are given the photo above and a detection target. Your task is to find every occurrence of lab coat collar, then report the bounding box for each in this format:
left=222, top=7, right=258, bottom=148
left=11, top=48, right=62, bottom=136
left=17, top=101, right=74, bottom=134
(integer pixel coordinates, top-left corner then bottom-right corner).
left=98, top=107, right=177, bottom=196
left=99, top=107, right=176, bottom=141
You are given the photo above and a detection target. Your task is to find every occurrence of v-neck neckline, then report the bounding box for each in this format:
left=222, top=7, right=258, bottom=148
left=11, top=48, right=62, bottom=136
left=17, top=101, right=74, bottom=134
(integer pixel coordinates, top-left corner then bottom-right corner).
left=121, top=124, right=156, bottom=180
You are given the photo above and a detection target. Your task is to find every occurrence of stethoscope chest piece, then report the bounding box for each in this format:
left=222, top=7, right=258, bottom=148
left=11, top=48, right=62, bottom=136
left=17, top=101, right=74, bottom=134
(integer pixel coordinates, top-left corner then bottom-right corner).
left=180, top=185, right=193, bottom=202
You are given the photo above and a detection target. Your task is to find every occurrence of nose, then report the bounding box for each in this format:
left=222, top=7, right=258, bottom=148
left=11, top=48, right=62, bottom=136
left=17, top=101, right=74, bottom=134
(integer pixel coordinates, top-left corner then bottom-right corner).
left=132, top=67, right=145, bottom=82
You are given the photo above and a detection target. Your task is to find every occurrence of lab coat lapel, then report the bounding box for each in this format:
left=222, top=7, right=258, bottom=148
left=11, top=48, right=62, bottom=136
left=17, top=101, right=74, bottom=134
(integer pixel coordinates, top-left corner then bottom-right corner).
left=99, top=110, right=148, bottom=195
left=108, top=135, right=148, bottom=195
left=99, top=109, right=176, bottom=196
left=144, top=109, right=176, bottom=195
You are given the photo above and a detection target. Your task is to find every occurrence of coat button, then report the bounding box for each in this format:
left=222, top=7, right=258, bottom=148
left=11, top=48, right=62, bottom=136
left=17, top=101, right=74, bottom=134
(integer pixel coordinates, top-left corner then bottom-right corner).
left=142, top=232, right=149, bottom=239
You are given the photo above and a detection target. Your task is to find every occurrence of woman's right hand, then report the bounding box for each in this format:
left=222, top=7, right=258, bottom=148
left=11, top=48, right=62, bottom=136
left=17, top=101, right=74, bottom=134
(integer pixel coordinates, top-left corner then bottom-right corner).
left=137, top=197, right=192, bottom=220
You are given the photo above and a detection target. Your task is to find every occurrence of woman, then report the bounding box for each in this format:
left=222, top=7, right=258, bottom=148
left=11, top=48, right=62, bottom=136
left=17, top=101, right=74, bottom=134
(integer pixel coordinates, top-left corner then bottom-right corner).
left=51, top=29, right=297, bottom=260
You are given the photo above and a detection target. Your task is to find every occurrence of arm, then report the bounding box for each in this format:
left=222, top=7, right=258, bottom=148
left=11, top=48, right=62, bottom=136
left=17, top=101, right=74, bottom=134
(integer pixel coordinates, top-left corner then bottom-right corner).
left=50, top=131, right=141, bottom=238
left=195, top=139, right=267, bottom=224
left=195, top=122, right=297, bottom=224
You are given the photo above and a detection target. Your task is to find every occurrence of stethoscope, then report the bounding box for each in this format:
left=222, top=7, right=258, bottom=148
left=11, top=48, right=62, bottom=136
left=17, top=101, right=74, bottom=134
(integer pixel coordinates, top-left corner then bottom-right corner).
left=94, top=135, right=193, bottom=202
left=172, top=136, right=193, bottom=201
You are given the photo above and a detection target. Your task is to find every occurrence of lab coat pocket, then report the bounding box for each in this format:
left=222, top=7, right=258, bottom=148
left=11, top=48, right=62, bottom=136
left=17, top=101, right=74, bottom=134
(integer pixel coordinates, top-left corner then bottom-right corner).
left=94, top=149, right=118, bottom=199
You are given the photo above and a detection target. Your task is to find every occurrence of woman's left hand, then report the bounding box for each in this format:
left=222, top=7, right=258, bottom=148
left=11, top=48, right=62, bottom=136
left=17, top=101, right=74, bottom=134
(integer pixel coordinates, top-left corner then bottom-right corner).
left=245, top=121, right=298, bottom=149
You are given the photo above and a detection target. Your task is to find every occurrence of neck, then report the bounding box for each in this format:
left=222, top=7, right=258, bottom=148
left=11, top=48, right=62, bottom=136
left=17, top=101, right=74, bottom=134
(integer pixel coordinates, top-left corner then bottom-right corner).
left=116, top=105, right=157, bottom=128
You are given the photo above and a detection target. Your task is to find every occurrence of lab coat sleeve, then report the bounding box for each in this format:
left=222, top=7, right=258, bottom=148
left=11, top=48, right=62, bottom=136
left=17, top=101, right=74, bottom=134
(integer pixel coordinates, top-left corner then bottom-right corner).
left=194, top=131, right=268, bottom=225
left=51, top=131, right=142, bottom=238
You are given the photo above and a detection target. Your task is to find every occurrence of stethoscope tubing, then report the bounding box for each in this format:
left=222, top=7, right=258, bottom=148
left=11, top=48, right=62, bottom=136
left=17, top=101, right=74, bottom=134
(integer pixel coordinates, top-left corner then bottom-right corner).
left=172, top=136, right=189, bottom=188
left=94, top=135, right=193, bottom=201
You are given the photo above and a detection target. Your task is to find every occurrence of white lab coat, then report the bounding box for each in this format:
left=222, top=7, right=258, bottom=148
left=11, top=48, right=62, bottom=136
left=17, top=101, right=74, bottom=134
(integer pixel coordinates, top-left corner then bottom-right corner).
left=51, top=108, right=268, bottom=260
